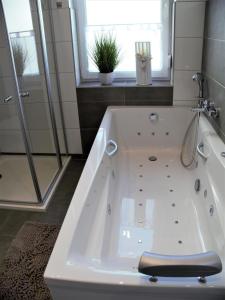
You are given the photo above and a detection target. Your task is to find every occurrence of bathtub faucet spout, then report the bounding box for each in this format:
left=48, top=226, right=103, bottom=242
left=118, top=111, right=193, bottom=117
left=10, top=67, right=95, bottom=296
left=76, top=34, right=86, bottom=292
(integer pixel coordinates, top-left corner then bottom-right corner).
left=192, top=99, right=219, bottom=118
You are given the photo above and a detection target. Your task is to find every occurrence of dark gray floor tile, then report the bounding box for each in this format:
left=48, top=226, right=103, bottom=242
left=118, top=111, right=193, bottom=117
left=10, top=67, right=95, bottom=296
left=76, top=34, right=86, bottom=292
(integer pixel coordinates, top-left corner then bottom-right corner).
left=29, top=208, right=66, bottom=225
left=0, top=210, right=11, bottom=227
left=0, top=158, right=85, bottom=257
left=0, top=235, right=14, bottom=264
left=0, top=211, right=33, bottom=237
left=66, top=158, right=85, bottom=171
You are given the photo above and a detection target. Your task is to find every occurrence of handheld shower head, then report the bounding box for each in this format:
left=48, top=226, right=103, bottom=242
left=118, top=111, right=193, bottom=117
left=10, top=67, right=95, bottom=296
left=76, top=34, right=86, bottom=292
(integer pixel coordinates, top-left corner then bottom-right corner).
left=192, top=72, right=204, bottom=82
left=192, top=72, right=204, bottom=98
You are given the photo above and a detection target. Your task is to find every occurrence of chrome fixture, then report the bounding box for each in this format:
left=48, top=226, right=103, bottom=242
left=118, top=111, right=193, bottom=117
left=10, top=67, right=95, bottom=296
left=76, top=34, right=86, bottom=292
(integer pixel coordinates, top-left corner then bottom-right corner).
left=192, top=72, right=204, bottom=99
left=197, top=142, right=209, bottom=160
left=192, top=99, right=219, bottom=118
left=198, top=276, right=207, bottom=284
left=192, top=73, right=220, bottom=118
left=149, top=276, right=158, bottom=283
left=3, top=96, right=13, bottom=103
left=105, top=140, right=118, bottom=157
left=20, top=91, right=30, bottom=98
left=3, top=92, right=30, bottom=103
left=37, top=0, right=62, bottom=169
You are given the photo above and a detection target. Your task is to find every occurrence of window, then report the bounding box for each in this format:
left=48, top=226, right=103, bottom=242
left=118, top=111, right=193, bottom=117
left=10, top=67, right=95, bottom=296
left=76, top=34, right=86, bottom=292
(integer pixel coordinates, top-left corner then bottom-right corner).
left=75, top=0, right=171, bottom=81
left=2, top=0, right=39, bottom=76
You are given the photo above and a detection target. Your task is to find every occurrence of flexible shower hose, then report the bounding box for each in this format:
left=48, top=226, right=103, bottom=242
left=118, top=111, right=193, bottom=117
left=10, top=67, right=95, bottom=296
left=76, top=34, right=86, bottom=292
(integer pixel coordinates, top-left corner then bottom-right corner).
left=180, top=112, right=200, bottom=168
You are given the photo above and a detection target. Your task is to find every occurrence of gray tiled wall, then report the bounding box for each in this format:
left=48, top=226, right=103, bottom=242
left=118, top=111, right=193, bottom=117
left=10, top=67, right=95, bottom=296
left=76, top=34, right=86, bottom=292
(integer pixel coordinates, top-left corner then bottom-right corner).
left=203, top=0, right=225, bottom=141
left=77, top=85, right=173, bottom=154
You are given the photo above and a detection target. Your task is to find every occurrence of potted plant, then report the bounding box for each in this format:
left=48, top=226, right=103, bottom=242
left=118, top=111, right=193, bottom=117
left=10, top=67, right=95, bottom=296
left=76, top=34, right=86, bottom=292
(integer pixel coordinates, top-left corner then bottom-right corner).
left=91, top=34, right=120, bottom=85
left=12, top=41, right=28, bottom=77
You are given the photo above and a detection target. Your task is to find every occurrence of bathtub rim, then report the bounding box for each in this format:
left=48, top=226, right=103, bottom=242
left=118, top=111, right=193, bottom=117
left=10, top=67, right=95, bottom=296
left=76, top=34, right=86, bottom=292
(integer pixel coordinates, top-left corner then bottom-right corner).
left=46, top=276, right=225, bottom=299
left=45, top=106, right=225, bottom=290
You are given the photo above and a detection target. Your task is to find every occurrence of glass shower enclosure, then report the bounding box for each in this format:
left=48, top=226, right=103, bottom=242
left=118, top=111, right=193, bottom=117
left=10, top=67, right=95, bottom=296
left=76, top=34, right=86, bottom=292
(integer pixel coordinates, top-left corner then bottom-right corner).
left=0, top=0, right=70, bottom=209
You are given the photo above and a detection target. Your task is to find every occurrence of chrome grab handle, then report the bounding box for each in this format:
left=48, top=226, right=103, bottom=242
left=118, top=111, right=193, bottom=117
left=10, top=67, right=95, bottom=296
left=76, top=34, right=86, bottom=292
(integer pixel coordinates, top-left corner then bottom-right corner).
left=138, top=251, right=222, bottom=278
left=197, top=142, right=208, bottom=160
left=105, top=139, right=118, bottom=157
left=3, top=96, right=13, bottom=103
left=20, top=91, right=30, bottom=98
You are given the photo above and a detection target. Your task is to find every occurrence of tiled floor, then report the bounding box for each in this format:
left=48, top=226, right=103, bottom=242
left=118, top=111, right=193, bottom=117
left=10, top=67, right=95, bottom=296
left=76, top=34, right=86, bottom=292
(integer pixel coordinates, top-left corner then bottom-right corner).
left=0, top=158, right=85, bottom=265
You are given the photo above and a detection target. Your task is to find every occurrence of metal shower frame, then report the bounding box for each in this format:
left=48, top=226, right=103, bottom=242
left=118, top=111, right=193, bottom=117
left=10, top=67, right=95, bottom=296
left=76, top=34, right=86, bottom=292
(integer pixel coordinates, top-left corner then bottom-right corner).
left=0, top=0, right=68, bottom=205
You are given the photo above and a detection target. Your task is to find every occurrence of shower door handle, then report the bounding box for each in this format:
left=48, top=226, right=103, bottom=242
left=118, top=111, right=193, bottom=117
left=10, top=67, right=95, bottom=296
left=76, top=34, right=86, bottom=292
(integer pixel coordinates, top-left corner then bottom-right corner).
left=20, top=91, right=30, bottom=98
left=138, top=251, right=222, bottom=279
left=2, top=92, right=30, bottom=103
left=105, top=140, right=118, bottom=157
left=197, top=142, right=208, bottom=160
left=3, top=96, right=13, bottom=103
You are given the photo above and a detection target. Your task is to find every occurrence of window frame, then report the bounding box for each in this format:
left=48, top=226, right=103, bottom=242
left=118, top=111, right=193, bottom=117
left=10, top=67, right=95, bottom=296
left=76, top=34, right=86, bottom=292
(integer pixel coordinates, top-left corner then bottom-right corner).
left=74, top=0, right=172, bottom=82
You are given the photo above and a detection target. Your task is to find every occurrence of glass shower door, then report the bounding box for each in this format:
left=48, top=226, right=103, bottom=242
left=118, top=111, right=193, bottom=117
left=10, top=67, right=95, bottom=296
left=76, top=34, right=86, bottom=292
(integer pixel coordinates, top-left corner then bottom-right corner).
left=0, top=3, right=39, bottom=203
left=1, top=0, right=65, bottom=203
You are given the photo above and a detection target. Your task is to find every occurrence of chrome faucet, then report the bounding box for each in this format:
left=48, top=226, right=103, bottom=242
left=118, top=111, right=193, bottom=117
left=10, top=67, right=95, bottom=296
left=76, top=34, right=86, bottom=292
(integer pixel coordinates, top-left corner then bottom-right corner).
left=192, top=73, right=219, bottom=118
left=192, top=99, right=219, bottom=118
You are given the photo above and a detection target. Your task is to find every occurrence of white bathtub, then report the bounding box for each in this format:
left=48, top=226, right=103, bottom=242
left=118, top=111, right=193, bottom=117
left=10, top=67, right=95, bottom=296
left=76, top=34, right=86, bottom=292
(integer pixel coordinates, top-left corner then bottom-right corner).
left=45, top=107, right=225, bottom=300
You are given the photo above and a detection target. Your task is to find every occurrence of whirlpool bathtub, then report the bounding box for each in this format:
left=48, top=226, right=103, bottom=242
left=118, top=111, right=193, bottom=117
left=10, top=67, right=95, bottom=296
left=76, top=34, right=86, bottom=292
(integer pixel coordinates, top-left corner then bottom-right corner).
left=45, top=107, right=225, bottom=300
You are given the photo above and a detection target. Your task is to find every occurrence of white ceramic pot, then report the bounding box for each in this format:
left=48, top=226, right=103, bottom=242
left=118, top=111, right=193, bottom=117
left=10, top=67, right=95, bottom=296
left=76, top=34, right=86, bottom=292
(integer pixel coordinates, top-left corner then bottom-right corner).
left=99, top=72, right=114, bottom=85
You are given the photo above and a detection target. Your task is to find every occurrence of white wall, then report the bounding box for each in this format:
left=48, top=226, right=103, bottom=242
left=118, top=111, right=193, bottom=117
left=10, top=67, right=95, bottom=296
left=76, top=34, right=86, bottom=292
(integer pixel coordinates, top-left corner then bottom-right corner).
left=172, top=0, right=207, bottom=106
left=31, top=0, right=82, bottom=154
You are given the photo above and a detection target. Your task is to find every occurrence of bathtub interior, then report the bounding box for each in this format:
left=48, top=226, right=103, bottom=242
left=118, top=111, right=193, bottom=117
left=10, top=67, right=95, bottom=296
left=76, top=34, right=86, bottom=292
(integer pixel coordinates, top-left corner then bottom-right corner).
left=112, top=107, right=195, bottom=151
left=67, top=107, right=225, bottom=277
